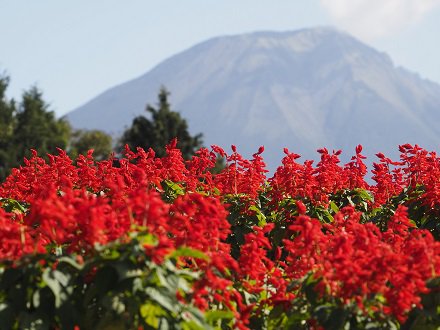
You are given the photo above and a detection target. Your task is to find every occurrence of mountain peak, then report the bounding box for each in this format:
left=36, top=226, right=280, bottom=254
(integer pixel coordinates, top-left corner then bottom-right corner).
left=67, top=27, right=440, bottom=169
left=209, top=27, right=368, bottom=52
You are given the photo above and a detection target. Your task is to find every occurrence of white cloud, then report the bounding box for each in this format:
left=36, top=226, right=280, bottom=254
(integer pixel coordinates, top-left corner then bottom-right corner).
left=320, top=0, right=440, bottom=40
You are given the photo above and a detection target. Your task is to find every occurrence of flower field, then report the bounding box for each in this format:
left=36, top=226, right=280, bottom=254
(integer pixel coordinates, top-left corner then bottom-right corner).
left=0, top=140, right=439, bottom=329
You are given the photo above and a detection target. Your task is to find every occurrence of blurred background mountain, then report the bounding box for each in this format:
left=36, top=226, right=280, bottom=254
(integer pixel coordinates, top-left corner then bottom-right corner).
left=66, top=28, right=440, bottom=169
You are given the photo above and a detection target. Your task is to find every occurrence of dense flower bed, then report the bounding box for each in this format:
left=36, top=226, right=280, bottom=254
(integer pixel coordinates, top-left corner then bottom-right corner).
left=0, top=140, right=439, bottom=329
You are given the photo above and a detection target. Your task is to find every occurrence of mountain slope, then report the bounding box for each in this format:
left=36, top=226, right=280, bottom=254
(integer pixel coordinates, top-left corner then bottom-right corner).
left=66, top=27, right=440, bottom=168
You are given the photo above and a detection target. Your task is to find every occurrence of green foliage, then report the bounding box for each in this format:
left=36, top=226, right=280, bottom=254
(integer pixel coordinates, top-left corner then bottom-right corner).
left=1, top=173, right=440, bottom=329
left=0, top=74, right=16, bottom=181
left=13, top=87, right=70, bottom=162
left=0, top=197, right=28, bottom=213
left=0, top=234, right=221, bottom=330
left=120, top=87, right=203, bottom=159
left=404, top=277, right=440, bottom=330
left=70, top=129, right=113, bottom=160
left=0, top=77, right=71, bottom=181
left=224, top=194, right=262, bottom=259
left=161, top=179, right=186, bottom=203
left=0, top=72, right=115, bottom=182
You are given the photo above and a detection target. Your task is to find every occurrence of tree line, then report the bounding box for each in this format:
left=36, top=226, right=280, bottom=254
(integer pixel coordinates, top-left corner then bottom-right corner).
left=0, top=72, right=203, bottom=181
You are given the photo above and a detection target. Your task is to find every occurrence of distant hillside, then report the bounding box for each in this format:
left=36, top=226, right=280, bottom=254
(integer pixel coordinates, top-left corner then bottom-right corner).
left=66, top=27, right=440, bottom=169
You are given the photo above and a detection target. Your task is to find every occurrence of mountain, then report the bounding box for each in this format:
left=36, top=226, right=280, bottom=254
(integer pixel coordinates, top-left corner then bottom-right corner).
left=66, top=27, right=440, bottom=169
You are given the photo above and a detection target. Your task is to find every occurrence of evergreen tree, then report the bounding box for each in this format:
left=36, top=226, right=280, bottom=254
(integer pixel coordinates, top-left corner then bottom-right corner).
left=13, top=86, right=70, bottom=164
left=0, top=74, right=16, bottom=180
left=120, top=87, right=203, bottom=159
left=0, top=73, right=115, bottom=182
left=70, top=129, right=113, bottom=160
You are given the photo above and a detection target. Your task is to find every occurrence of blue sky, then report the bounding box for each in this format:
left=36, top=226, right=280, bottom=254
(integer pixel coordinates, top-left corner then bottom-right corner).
left=1, top=0, right=439, bottom=116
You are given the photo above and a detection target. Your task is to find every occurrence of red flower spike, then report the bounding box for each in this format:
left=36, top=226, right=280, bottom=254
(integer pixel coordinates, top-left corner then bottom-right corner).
left=296, top=200, right=307, bottom=214
left=1, top=143, right=440, bottom=328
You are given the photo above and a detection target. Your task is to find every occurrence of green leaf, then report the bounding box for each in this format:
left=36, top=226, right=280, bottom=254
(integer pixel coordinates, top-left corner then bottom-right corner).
left=145, top=287, right=179, bottom=314
left=57, top=256, right=84, bottom=270
left=138, top=233, right=159, bottom=247
left=42, top=269, right=69, bottom=308
left=32, top=290, right=41, bottom=309
left=355, top=188, right=374, bottom=202
left=161, top=180, right=185, bottom=202
left=141, top=302, right=165, bottom=328
left=0, top=198, right=28, bottom=213
left=329, top=201, right=339, bottom=213
left=248, top=205, right=267, bottom=226
left=169, top=247, right=210, bottom=261
left=205, top=310, right=234, bottom=323
left=181, top=320, right=206, bottom=330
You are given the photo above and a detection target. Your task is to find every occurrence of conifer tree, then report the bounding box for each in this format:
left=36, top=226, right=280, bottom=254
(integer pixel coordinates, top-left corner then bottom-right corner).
left=0, top=74, right=16, bottom=180
left=0, top=73, right=113, bottom=182
left=13, top=86, right=70, bottom=162
left=120, top=87, right=203, bottom=159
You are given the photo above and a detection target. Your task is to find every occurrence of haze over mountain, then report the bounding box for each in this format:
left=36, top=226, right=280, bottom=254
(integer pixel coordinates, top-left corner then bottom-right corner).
left=67, top=27, right=440, bottom=169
